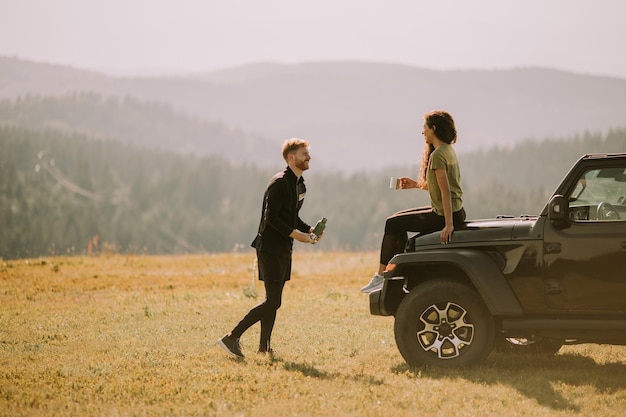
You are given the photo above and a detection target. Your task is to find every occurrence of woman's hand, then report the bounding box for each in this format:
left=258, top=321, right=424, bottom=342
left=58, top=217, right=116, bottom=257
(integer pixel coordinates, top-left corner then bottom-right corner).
left=399, top=177, right=418, bottom=189
left=440, top=224, right=454, bottom=244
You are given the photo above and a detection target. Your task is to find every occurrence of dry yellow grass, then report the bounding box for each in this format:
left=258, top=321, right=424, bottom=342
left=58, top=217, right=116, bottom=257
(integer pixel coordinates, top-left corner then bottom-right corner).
left=1, top=252, right=626, bottom=417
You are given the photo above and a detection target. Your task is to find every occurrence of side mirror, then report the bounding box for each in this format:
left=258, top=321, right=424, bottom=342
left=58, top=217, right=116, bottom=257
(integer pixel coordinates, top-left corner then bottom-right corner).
left=548, top=195, right=568, bottom=227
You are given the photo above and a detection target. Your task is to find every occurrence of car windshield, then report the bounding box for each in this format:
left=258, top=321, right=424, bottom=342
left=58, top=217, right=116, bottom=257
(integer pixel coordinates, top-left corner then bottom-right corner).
left=569, top=166, right=626, bottom=221
left=571, top=168, right=626, bottom=205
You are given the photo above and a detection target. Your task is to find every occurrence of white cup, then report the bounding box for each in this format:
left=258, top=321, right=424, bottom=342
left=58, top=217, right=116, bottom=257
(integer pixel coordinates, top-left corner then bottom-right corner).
left=389, top=177, right=401, bottom=189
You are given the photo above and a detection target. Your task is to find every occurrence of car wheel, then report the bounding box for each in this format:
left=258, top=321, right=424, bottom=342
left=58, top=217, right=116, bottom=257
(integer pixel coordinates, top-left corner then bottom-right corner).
left=394, top=279, right=494, bottom=367
left=494, top=337, right=563, bottom=355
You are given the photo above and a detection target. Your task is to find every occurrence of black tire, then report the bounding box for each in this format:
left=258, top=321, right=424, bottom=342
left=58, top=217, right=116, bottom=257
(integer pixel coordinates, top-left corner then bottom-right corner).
left=394, top=279, right=494, bottom=367
left=494, top=337, right=563, bottom=355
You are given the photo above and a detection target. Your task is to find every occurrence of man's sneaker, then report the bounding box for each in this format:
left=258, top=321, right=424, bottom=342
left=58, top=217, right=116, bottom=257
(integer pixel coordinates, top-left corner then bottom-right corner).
left=258, top=341, right=272, bottom=354
left=217, top=334, right=244, bottom=359
left=258, top=348, right=275, bottom=357
left=360, top=273, right=384, bottom=293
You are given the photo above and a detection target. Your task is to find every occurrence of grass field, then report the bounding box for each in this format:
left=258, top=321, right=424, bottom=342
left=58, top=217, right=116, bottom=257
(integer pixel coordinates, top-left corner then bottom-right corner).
left=1, top=252, right=626, bottom=417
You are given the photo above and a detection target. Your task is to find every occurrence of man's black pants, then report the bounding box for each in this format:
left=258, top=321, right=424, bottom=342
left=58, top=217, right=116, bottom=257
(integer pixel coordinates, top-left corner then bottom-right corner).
left=230, top=251, right=291, bottom=350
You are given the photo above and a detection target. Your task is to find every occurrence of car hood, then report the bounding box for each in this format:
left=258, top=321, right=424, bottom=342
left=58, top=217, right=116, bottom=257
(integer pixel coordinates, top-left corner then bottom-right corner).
left=412, top=216, right=539, bottom=247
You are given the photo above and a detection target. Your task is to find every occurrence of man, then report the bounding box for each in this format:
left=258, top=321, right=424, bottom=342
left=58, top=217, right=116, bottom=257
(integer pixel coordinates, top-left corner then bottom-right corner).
left=218, top=138, right=322, bottom=358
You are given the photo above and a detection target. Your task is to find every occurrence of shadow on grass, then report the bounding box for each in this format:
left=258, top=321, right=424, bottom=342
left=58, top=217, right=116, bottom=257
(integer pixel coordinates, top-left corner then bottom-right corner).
left=283, top=360, right=333, bottom=379
left=391, top=351, right=626, bottom=412
left=273, top=357, right=385, bottom=386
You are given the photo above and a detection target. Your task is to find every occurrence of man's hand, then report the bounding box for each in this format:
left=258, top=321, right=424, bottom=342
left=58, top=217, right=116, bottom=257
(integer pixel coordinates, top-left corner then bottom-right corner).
left=290, top=229, right=319, bottom=244
left=310, top=232, right=323, bottom=244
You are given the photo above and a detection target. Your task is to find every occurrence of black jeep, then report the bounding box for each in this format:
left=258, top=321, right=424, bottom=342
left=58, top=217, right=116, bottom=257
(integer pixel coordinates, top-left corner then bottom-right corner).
left=370, top=153, right=626, bottom=367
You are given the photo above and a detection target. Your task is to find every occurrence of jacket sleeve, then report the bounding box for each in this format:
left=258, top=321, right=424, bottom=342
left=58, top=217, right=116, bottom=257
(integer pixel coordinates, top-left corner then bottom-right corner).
left=264, top=178, right=297, bottom=237
left=296, top=217, right=310, bottom=233
left=295, top=179, right=310, bottom=233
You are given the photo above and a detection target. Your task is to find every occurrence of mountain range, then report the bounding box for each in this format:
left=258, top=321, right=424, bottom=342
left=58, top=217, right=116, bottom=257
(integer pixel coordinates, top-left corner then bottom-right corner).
left=1, top=56, right=625, bottom=171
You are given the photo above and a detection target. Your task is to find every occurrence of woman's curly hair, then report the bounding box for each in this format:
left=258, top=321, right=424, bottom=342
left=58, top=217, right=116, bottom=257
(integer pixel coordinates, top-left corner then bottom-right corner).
left=417, top=111, right=457, bottom=187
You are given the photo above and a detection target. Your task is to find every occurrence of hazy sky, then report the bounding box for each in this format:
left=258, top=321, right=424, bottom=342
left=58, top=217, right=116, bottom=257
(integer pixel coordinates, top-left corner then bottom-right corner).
left=1, top=0, right=625, bottom=78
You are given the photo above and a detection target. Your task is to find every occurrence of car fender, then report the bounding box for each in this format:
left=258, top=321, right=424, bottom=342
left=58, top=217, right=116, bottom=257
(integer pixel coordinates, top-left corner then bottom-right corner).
left=388, top=249, right=523, bottom=316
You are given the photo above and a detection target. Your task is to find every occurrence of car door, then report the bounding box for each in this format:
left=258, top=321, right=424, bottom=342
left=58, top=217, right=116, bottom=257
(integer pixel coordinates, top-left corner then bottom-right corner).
left=543, top=163, right=626, bottom=312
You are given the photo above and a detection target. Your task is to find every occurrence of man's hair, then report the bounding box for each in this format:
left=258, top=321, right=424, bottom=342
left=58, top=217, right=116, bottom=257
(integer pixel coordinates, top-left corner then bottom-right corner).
left=282, top=138, right=310, bottom=162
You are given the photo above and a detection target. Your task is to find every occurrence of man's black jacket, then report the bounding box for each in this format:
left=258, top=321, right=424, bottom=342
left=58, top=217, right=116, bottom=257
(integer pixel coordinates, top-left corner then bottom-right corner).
left=251, top=166, right=310, bottom=256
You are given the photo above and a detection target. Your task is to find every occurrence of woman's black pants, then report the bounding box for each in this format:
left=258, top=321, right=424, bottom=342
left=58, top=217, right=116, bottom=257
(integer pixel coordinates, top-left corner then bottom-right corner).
left=380, top=206, right=466, bottom=265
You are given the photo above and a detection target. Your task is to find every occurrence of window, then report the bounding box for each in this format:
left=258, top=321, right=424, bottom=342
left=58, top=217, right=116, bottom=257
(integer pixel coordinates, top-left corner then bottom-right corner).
left=568, top=166, right=626, bottom=222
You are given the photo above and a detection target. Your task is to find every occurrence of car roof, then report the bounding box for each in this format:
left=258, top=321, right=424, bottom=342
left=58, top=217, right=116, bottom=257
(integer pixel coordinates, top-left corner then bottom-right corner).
left=582, top=152, right=626, bottom=160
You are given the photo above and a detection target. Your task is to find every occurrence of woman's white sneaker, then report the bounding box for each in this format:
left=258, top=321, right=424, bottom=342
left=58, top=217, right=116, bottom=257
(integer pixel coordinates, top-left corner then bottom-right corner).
left=360, top=273, right=384, bottom=293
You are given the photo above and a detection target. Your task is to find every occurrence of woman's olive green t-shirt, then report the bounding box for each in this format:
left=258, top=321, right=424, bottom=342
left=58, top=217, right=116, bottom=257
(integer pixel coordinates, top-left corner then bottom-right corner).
left=426, top=143, right=463, bottom=216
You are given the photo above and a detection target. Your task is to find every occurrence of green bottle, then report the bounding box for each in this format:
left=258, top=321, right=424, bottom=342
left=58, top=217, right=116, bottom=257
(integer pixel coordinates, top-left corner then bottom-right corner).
left=312, top=217, right=327, bottom=238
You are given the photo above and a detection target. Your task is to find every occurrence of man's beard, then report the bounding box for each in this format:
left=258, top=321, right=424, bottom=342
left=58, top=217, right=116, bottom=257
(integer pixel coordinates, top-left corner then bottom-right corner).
left=295, top=160, right=309, bottom=171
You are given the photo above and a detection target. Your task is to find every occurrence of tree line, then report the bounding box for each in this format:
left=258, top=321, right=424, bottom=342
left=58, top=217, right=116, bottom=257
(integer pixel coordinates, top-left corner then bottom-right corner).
left=1, top=125, right=625, bottom=259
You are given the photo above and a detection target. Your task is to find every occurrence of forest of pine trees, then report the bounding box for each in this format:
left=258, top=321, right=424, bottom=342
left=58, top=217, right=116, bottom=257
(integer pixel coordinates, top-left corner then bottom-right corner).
left=2, top=124, right=625, bottom=259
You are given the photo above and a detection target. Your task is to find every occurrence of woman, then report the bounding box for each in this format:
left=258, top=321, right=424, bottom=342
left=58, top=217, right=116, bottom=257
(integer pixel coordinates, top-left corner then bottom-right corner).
left=360, top=110, right=466, bottom=293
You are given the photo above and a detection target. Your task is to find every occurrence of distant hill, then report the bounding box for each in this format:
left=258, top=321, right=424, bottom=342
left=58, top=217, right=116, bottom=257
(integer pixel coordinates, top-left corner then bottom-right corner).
left=1, top=56, right=625, bottom=170
left=0, top=93, right=278, bottom=165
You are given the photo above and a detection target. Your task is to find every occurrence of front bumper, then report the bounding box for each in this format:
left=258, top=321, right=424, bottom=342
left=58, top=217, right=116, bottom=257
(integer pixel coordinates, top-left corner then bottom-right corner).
left=369, top=287, right=384, bottom=315
left=368, top=278, right=407, bottom=316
